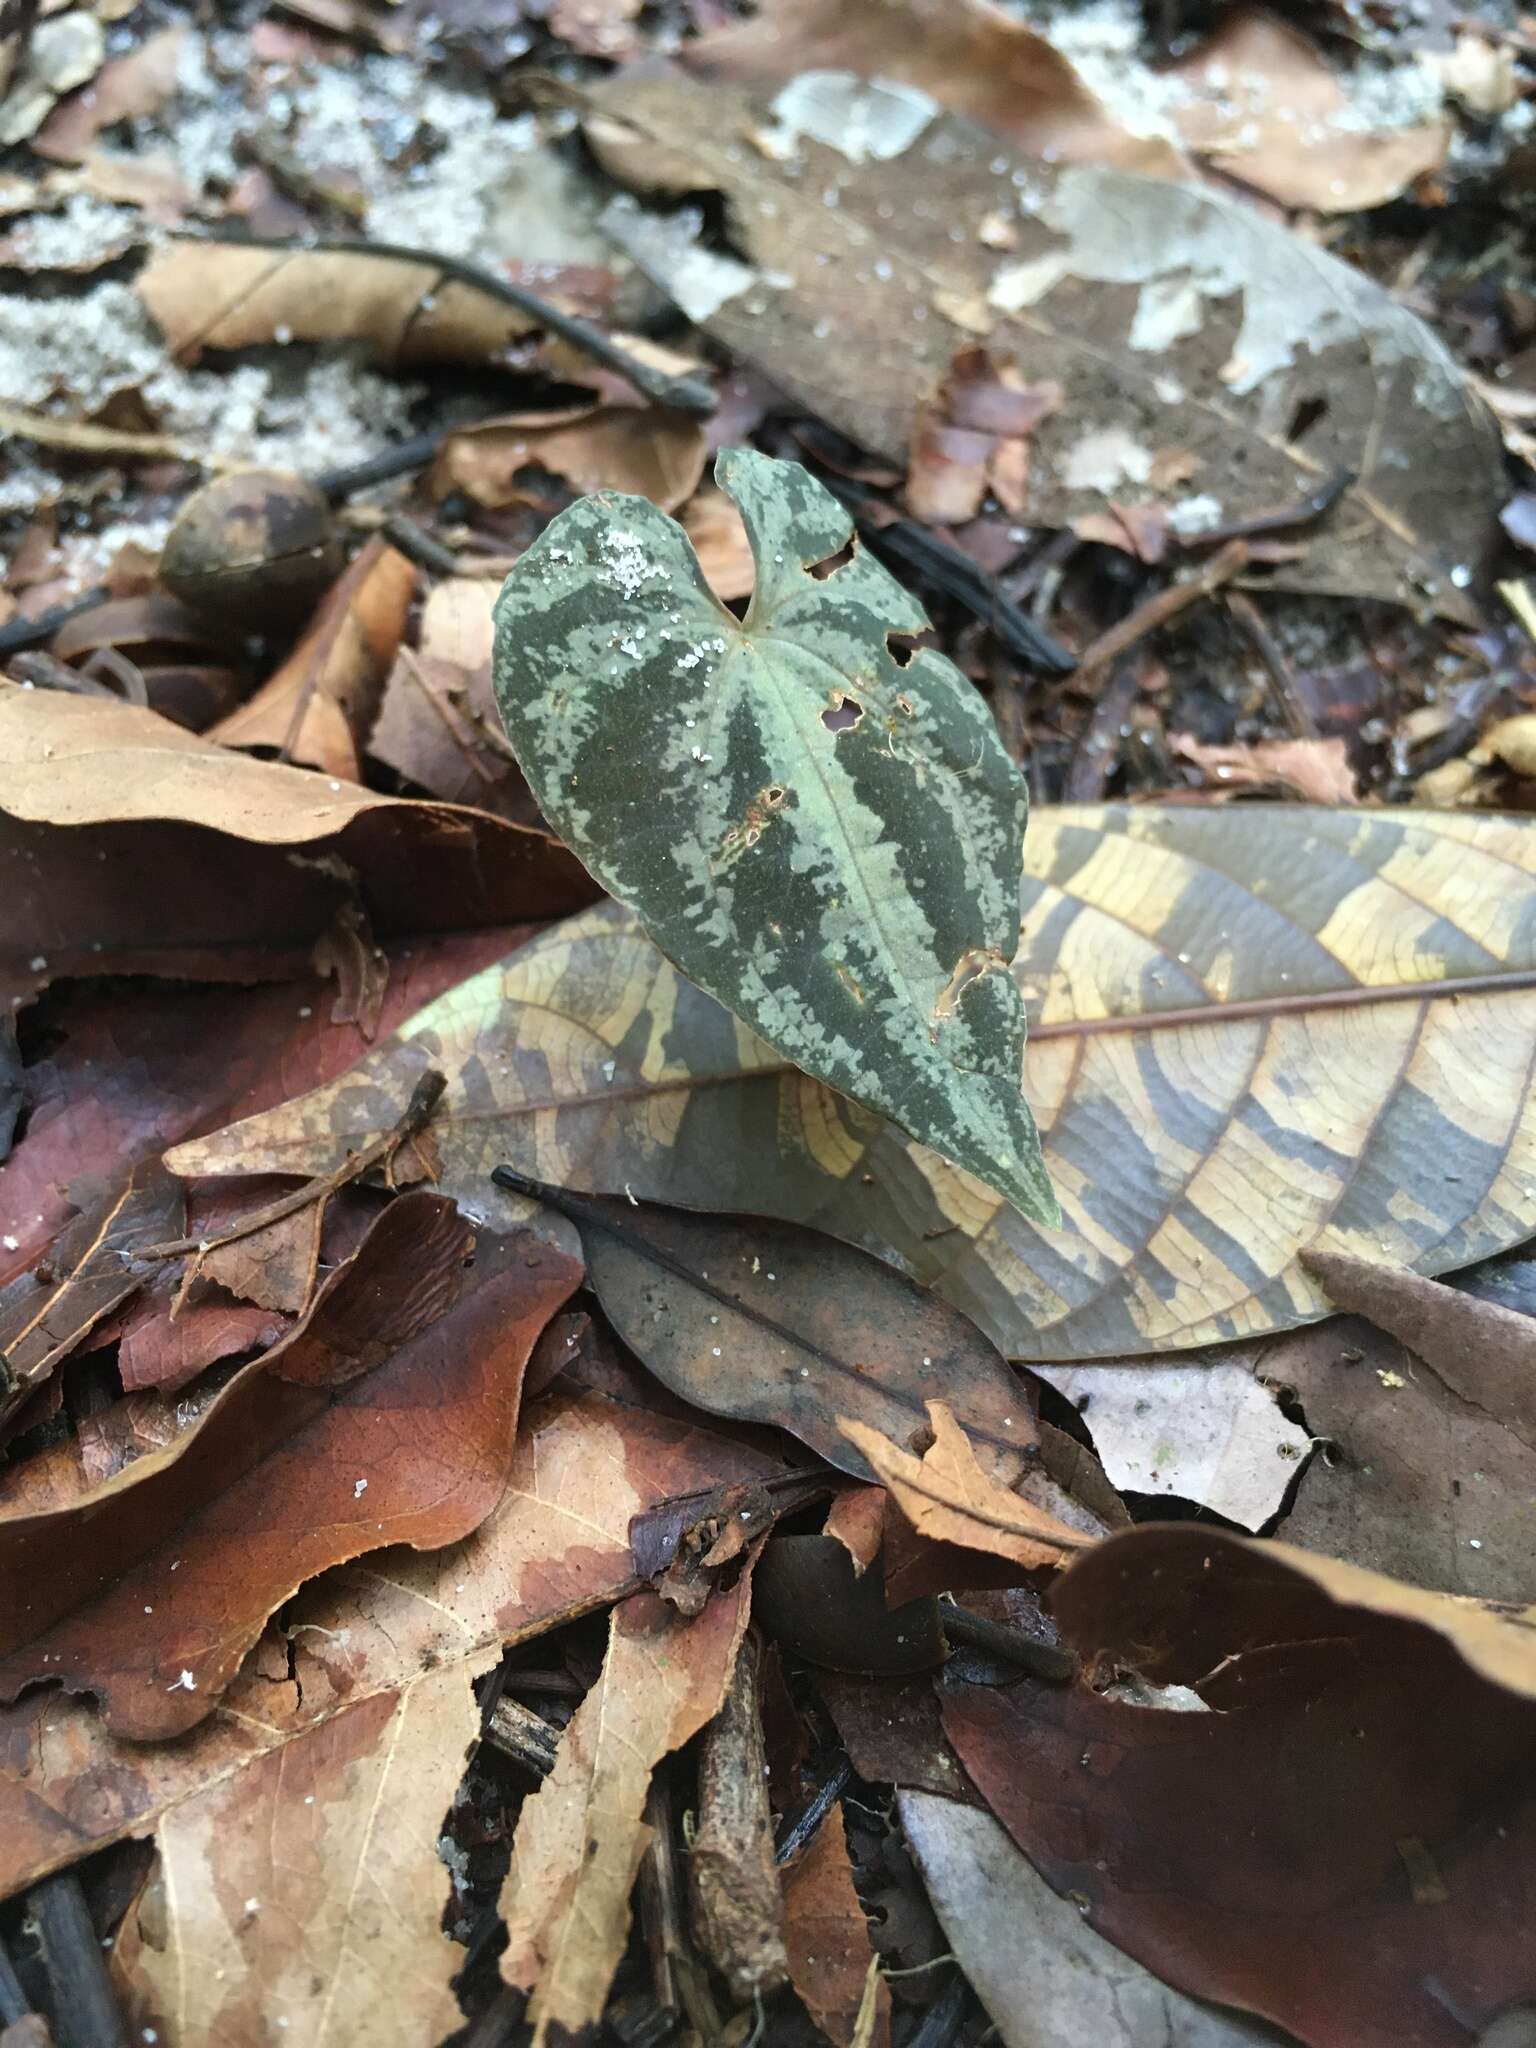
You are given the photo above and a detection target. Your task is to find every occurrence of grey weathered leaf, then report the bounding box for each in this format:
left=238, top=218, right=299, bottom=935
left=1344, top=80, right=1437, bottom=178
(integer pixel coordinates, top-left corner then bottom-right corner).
left=491, top=447, right=1055, bottom=1222
left=575, top=69, right=1501, bottom=620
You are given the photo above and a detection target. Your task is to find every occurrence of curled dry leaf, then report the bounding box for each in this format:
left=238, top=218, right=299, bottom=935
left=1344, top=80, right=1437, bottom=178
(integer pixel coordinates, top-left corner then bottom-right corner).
left=0, top=1194, right=582, bottom=1739
left=371, top=577, right=535, bottom=820
left=0, top=686, right=590, bottom=997
left=167, top=804, right=1536, bottom=1365
left=1165, top=8, right=1448, bottom=214
left=1173, top=733, right=1361, bottom=805
left=499, top=1579, right=755, bottom=2047
left=899, top=1792, right=1279, bottom=2048
left=0, top=927, right=531, bottom=1290
left=137, top=240, right=539, bottom=368
left=907, top=346, right=1061, bottom=525
left=207, top=537, right=415, bottom=781
left=498, top=1174, right=1034, bottom=1482
left=782, top=1807, right=891, bottom=2048
left=115, top=1652, right=494, bottom=2047
left=573, top=70, right=1500, bottom=616
left=838, top=1401, right=1092, bottom=1573
left=0, top=1162, right=181, bottom=1424
left=433, top=404, right=707, bottom=514
left=31, top=23, right=187, bottom=163
left=945, top=1526, right=1536, bottom=2045
left=688, top=0, right=1188, bottom=179
left=1303, top=1245, right=1536, bottom=1453
left=0, top=1384, right=784, bottom=1898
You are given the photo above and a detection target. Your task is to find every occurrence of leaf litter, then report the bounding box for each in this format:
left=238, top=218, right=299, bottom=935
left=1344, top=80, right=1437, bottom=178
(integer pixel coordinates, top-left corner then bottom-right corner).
left=3, top=1, right=1536, bottom=2043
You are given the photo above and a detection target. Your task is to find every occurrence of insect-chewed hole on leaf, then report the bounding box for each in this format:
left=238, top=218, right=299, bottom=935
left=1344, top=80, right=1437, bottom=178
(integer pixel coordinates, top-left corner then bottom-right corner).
left=822, top=696, right=864, bottom=733
left=1286, top=394, right=1329, bottom=445
left=765, top=785, right=787, bottom=806
left=805, top=538, right=857, bottom=580
left=886, top=632, right=920, bottom=668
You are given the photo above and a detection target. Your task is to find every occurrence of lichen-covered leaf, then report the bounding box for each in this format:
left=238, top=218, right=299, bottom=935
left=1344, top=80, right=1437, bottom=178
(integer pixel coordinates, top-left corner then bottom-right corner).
left=491, top=446, right=1055, bottom=1221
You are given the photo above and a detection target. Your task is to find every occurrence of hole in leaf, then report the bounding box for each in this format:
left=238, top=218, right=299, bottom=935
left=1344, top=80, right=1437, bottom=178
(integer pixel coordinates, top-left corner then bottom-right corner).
left=806, top=538, right=856, bottom=581
left=822, top=696, right=863, bottom=733
left=1286, top=395, right=1329, bottom=445
left=886, top=632, right=919, bottom=668
left=765, top=785, right=786, bottom=806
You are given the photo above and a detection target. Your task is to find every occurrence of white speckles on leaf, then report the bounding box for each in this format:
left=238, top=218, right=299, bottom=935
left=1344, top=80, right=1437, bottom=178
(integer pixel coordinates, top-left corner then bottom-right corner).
left=490, top=449, right=1056, bottom=1223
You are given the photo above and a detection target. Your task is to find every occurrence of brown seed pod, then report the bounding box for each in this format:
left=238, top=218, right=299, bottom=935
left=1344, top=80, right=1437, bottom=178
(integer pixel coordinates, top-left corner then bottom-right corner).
left=159, top=468, right=343, bottom=628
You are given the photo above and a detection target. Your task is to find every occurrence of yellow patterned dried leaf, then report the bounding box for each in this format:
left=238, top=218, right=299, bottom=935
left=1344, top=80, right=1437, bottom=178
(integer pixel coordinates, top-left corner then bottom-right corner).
left=165, top=804, right=1536, bottom=1362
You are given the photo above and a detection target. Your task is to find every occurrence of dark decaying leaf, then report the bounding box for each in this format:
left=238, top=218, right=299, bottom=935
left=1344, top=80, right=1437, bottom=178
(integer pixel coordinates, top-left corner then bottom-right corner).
left=493, top=1171, right=1034, bottom=1481
left=0, top=1163, right=181, bottom=1423
left=0, top=1385, right=785, bottom=1897
left=170, top=804, right=1536, bottom=1362
left=0, top=926, right=531, bottom=1290
left=899, top=1791, right=1282, bottom=2048
left=0, top=1194, right=582, bottom=1739
left=944, top=1526, right=1536, bottom=2046
left=1303, top=1245, right=1536, bottom=1451
left=575, top=70, right=1500, bottom=617
left=493, top=447, right=1054, bottom=1220
left=0, top=687, right=590, bottom=999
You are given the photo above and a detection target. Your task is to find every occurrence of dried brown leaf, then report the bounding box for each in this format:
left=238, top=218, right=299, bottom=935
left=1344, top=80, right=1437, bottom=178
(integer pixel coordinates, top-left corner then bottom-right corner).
left=32, top=24, right=187, bottom=162
left=838, top=1402, right=1093, bottom=1574
left=1166, top=8, right=1448, bottom=213
left=208, top=538, right=415, bottom=780
left=0, top=1386, right=786, bottom=1898
left=0, top=686, right=590, bottom=998
left=1174, top=734, right=1361, bottom=804
left=782, top=1808, right=891, bottom=2048
left=0, top=1162, right=180, bottom=1423
left=0, top=1195, right=581, bottom=1738
left=689, top=0, right=1187, bottom=178
left=432, top=405, right=706, bottom=514
left=577, top=71, right=1499, bottom=616
left=499, top=1578, right=755, bottom=2044
left=115, top=1651, right=494, bottom=2046
left=137, top=241, right=538, bottom=368
left=1303, top=1246, right=1536, bottom=1453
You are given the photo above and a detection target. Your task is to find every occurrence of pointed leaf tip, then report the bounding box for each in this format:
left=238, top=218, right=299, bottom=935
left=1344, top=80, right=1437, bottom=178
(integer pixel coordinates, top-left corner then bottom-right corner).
left=491, top=448, right=1057, bottom=1224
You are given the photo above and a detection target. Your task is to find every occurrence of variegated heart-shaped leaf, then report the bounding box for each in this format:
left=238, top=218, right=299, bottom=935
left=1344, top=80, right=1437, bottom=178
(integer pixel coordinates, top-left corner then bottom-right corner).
left=491, top=448, right=1056, bottom=1222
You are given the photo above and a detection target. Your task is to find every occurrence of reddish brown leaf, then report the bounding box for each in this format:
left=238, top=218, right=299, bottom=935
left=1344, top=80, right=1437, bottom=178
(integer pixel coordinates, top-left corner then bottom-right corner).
left=1175, top=735, right=1361, bottom=805
left=944, top=1526, right=1536, bottom=2045
left=32, top=26, right=187, bottom=161
left=500, top=1578, right=755, bottom=2043
left=0, top=1193, right=582, bottom=1738
left=371, top=578, right=537, bottom=823
left=782, top=1808, right=891, bottom=2048
left=0, top=1386, right=785, bottom=1896
left=0, top=688, right=589, bottom=1000
left=0, top=927, right=528, bottom=1289
left=907, top=348, right=1060, bottom=526
left=208, top=539, right=416, bottom=780
left=0, top=1162, right=181, bottom=1423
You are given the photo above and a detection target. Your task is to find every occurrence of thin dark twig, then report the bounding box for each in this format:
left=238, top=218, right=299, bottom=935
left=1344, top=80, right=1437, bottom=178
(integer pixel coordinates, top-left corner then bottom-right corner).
left=906, top=1974, right=968, bottom=2048
left=314, top=428, right=461, bottom=504
left=168, top=230, right=718, bottom=416
left=140, top=1070, right=446, bottom=1260
left=1172, top=467, right=1355, bottom=550
left=774, top=1755, right=853, bottom=1865
left=941, top=1602, right=1076, bottom=1681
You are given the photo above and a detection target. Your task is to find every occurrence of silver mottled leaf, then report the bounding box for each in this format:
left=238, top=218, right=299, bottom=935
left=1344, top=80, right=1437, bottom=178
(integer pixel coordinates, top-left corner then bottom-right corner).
left=491, top=448, right=1055, bottom=1222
